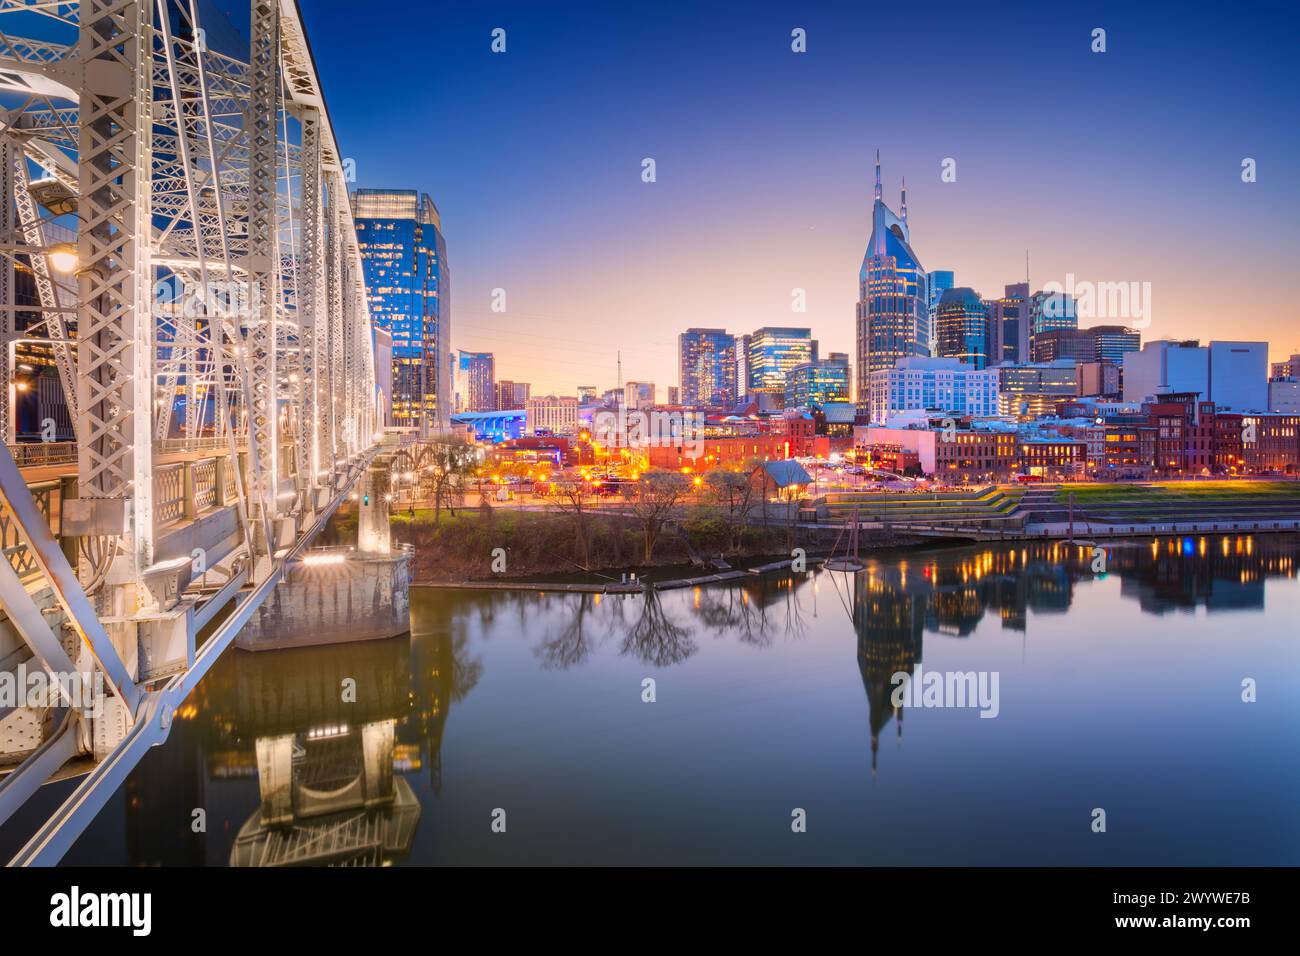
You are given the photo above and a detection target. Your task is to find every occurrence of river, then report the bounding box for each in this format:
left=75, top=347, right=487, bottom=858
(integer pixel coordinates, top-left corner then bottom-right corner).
left=4, top=534, right=1297, bottom=865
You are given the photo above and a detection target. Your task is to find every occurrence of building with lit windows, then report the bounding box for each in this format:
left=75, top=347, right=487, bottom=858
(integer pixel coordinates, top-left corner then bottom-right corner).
left=986, top=282, right=1029, bottom=365
left=747, top=327, right=815, bottom=395
left=926, top=269, right=955, bottom=356
left=857, top=153, right=929, bottom=418
left=454, top=350, right=495, bottom=412
left=935, top=287, right=989, bottom=369
left=866, top=357, right=1000, bottom=424
left=1089, top=325, right=1141, bottom=364
left=678, top=329, right=736, bottom=407
left=733, top=334, right=752, bottom=399
left=525, top=395, right=580, bottom=435
left=997, top=360, right=1081, bottom=419
left=495, top=380, right=530, bottom=411
left=1031, top=328, right=1094, bottom=363
left=1028, top=289, right=1077, bottom=360
left=353, top=188, right=450, bottom=429
left=785, top=353, right=851, bottom=409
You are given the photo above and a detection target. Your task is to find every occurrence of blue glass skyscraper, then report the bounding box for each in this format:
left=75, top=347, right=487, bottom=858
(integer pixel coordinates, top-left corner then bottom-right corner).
left=352, top=189, right=451, bottom=429
left=857, top=153, right=929, bottom=417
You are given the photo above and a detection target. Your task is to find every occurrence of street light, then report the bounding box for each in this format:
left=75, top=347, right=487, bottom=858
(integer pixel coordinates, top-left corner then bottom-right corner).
left=46, top=242, right=78, bottom=275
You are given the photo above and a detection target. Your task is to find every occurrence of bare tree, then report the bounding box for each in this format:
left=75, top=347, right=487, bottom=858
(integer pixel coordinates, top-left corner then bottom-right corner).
left=424, top=435, right=478, bottom=520
left=623, top=471, right=690, bottom=564
left=704, top=461, right=762, bottom=551
left=550, top=475, right=598, bottom=567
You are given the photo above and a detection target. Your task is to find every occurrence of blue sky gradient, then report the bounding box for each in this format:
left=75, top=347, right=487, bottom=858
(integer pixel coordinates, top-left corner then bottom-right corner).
left=299, top=0, right=1300, bottom=394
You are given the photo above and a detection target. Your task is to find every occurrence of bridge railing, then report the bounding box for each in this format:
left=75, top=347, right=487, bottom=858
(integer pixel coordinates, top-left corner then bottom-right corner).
left=1, top=479, right=66, bottom=585
left=153, top=456, right=233, bottom=528
left=4, top=442, right=78, bottom=468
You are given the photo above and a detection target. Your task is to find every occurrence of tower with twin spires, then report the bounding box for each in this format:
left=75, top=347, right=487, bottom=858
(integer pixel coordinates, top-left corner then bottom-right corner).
left=855, top=152, right=930, bottom=418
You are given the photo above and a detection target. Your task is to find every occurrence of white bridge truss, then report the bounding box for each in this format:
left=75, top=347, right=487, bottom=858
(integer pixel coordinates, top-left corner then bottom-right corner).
left=0, top=0, right=381, bottom=864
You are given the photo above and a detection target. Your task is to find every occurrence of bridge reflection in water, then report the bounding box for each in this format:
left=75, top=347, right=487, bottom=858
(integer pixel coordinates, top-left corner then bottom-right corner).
left=92, top=532, right=1297, bottom=866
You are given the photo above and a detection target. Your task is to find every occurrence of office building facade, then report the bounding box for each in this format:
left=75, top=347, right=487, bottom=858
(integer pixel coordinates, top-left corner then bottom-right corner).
left=866, top=357, right=1000, bottom=424
left=353, top=188, right=450, bottom=429
left=785, top=353, right=851, bottom=409
left=678, top=328, right=737, bottom=407
left=935, top=287, right=990, bottom=370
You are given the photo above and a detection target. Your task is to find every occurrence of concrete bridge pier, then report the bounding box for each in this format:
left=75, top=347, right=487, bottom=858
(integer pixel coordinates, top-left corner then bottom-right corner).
left=235, top=462, right=411, bottom=651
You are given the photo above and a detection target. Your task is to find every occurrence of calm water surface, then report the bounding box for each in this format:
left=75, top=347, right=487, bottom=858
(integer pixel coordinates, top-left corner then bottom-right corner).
left=9, top=535, right=1299, bottom=865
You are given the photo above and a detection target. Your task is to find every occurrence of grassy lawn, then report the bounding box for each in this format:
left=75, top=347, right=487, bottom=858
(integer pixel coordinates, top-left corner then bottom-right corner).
left=1057, top=481, right=1300, bottom=504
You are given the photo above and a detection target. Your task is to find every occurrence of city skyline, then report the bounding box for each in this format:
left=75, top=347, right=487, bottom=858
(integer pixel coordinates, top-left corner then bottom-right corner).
left=303, top=0, right=1299, bottom=395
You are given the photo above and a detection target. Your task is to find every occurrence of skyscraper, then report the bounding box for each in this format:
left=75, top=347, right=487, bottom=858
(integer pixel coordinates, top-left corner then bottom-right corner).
left=857, top=153, right=929, bottom=418
left=1028, top=289, right=1077, bottom=362
left=734, top=334, right=752, bottom=400
left=935, top=287, right=990, bottom=369
left=926, top=269, right=955, bottom=356
left=987, top=282, right=1029, bottom=365
left=748, top=327, right=816, bottom=395
left=454, top=350, right=495, bottom=411
left=353, top=189, right=450, bottom=429
left=495, top=379, right=530, bottom=411
left=678, top=328, right=737, bottom=406
left=1089, top=325, right=1141, bottom=364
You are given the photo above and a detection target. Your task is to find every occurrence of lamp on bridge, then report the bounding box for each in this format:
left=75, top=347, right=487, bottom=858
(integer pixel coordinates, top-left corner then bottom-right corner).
left=45, top=242, right=78, bottom=275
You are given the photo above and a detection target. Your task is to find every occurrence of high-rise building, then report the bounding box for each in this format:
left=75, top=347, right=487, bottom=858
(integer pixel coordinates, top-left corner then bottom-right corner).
left=667, top=385, right=680, bottom=405
left=353, top=188, right=450, bottom=429
left=748, top=327, right=815, bottom=394
left=1028, top=289, right=1077, bottom=362
left=678, top=328, right=737, bottom=406
left=857, top=154, right=929, bottom=418
left=577, top=385, right=598, bottom=404
left=866, top=357, right=1000, bottom=424
left=785, top=353, right=851, bottom=409
left=495, top=379, right=530, bottom=410
left=734, top=334, right=752, bottom=399
left=987, top=282, right=1029, bottom=365
left=934, top=287, right=990, bottom=370
left=1089, top=325, right=1141, bottom=364
left=1032, top=328, right=1095, bottom=363
left=926, top=270, right=955, bottom=356
left=454, top=350, right=495, bottom=412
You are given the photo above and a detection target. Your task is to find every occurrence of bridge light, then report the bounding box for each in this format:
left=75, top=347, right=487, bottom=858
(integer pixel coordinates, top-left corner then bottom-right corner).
left=46, top=243, right=78, bottom=274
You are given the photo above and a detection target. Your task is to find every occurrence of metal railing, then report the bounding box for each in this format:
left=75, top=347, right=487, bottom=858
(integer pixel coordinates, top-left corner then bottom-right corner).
left=1, top=479, right=64, bottom=584
left=153, top=455, right=232, bottom=527
left=4, top=442, right=77, bottom=468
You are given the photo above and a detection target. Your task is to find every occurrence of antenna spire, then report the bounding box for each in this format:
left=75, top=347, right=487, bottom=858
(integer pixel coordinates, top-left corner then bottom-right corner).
left=873, top=150, right=882, bottom=202
left=900, top=176, right=908, bottom=223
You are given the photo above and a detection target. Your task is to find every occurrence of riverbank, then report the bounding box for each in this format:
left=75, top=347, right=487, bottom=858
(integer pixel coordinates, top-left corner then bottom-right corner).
left=320, top=504, right=930, bottom=585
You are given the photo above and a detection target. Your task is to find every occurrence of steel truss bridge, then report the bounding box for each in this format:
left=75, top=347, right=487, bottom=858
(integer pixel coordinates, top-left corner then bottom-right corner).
left=0, top=0, right=385, bottom=864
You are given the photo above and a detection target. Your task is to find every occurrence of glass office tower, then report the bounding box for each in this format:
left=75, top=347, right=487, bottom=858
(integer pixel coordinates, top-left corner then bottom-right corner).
left=747, top=327, right=816, bottom=394
left=857, top=153, right=929, bottom=417
left=353, top=188, right=450, bottom=429
left=678, top=328, right=737, bottom=407
left=935, top=287, right=990, bottom=369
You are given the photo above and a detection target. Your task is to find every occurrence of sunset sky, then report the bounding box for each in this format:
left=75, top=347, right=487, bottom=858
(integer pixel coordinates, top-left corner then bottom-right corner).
left=302, top=0, right=1300, bottom=396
